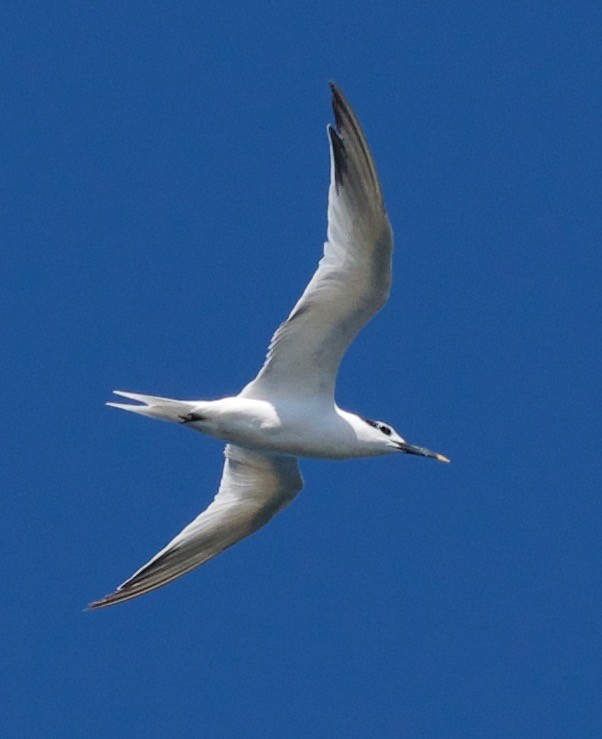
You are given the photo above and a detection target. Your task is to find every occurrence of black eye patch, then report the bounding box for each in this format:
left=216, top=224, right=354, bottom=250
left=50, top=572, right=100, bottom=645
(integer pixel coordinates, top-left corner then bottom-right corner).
left=364, top=418, right=391, bottom=435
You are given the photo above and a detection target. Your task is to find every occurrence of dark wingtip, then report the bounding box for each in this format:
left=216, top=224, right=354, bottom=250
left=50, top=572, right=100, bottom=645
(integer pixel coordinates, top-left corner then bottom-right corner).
left=327, top=123, right=347, bottom=189
left=329, top=81, right=347, bottom=133
left=326, top=80, right=382, bottom=200
left=85, top=589, right=126, bottom=610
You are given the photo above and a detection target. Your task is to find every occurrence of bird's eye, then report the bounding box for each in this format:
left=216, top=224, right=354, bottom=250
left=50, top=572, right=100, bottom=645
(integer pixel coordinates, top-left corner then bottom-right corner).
left=364, top=418, right=392, bottom=436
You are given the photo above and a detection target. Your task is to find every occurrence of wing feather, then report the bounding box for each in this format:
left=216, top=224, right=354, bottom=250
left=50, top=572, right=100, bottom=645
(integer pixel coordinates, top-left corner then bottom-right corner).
left=88, top=446, right=302, bottom=608
left=241, top=83, right=393, bottom=401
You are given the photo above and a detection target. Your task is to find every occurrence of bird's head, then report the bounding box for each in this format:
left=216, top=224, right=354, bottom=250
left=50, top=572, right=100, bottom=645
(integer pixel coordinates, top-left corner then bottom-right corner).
left=362, top=418, right=450, bottom=462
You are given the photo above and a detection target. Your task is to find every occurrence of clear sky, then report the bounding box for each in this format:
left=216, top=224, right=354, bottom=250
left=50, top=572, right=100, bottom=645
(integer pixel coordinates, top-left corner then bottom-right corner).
left=3, top=2, right=600, bottom=736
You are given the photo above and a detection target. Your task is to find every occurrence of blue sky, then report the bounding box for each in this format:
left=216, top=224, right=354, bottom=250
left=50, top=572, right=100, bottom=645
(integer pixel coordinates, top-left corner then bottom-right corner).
left=3, top=2, right=600, bottom=736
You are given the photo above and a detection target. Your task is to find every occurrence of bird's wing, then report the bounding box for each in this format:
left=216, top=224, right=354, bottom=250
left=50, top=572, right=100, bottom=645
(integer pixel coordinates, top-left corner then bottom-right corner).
left=240, top=83, right=393, bottom=402
left=88, top=445, right=302, bottom=609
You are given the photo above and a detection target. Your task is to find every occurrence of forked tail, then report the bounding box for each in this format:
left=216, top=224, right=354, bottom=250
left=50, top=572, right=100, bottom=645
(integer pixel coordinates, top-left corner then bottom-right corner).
left=107, top=391, right=196, bottom=423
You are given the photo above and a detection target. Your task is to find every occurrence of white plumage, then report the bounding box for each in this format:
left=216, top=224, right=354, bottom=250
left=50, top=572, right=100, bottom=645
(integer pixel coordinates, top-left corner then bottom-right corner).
left=90, top=83, right=448, bottom=609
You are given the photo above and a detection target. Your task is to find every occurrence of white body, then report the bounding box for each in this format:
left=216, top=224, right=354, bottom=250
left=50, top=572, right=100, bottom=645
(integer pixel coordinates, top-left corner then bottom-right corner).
left=184, top=397, right=398, bottom=459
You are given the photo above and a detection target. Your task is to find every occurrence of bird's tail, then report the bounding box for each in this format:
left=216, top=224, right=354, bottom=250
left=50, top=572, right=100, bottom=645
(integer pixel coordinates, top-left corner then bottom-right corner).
left=107, top=391, right=197, bottom=424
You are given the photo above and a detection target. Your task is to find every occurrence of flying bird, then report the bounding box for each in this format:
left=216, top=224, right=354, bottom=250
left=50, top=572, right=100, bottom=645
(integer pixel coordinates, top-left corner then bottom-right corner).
left=89, top=83, right=449, bottom=609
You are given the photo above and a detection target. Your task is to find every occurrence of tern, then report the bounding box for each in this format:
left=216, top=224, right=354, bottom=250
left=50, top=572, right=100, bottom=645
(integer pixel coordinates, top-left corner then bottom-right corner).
left=89, top=83, right=449, bottom=609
